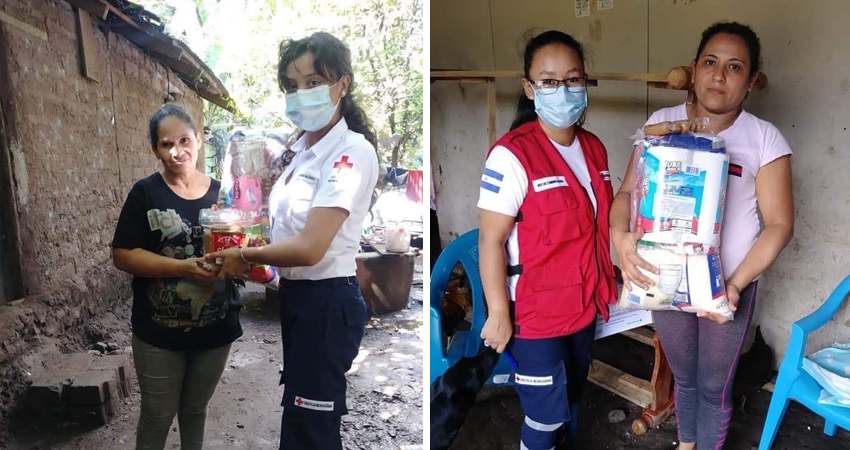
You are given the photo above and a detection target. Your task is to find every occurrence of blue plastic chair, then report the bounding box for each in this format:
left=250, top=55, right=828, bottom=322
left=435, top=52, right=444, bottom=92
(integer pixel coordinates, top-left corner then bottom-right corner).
left=430, top=229, right=515, bottom=386
left=758, top=275, right=850, bottom=450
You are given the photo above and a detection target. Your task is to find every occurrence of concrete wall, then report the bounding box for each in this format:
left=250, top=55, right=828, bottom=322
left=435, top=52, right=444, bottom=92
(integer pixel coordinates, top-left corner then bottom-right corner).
left=431, top=0, right=850, bottom=365
left=0, top=0, right=204, bottom=420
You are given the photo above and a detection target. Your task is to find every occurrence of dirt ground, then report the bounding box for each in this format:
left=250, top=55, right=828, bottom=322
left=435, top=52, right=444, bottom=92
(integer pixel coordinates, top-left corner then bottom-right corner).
left=449, top=333, right=850, bottom=450
left=1, top=257, right=424, bottom=450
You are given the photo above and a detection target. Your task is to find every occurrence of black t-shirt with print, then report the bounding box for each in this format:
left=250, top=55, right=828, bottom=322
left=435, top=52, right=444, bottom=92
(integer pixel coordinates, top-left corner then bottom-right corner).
left=112, top=173, right=242, bottom=351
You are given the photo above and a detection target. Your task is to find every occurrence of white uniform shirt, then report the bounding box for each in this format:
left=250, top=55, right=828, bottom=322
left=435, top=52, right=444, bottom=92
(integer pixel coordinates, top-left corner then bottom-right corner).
left=268, top=118, right=379, bottom=280
left=477, top=136, right=595, bottom=301
left=477, top=137, right=596, bottom=216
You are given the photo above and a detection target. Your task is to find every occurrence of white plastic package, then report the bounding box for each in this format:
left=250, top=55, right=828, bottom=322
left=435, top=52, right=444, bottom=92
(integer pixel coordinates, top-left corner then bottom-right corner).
left=619, top=124, right=734, bottom=320
left=386, top=222, right=411, bottom=253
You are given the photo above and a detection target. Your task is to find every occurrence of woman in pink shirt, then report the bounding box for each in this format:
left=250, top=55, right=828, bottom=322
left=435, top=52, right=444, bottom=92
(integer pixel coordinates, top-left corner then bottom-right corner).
left=610, top=22, right=794, bottom=450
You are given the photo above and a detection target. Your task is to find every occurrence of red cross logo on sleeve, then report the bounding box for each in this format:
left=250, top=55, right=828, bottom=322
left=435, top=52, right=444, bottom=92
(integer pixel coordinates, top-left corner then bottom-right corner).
left=295, top=398, right=303, bottom=406
left=333, top=156, right=353, bottom=172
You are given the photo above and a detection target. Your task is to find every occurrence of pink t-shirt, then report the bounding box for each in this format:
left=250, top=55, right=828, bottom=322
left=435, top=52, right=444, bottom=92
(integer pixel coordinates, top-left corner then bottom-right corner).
left=643, top=103, right=792, bottom=279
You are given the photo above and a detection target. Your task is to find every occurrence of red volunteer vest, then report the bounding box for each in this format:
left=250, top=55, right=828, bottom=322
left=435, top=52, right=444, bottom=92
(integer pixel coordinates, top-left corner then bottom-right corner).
left=490, top=120, right=617, bottom=338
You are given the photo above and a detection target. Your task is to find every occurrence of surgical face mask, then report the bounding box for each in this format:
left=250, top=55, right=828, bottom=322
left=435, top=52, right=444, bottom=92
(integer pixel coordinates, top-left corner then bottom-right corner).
left=532, top=85, right=587, bottom=129
left=284, top=81, right=342, bottom=132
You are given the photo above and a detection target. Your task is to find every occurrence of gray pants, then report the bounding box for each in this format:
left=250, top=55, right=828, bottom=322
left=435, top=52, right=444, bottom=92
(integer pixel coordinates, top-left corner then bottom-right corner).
left=653, top=281, right=758, bottom=450
left=132, top=334, right=232, bottom=450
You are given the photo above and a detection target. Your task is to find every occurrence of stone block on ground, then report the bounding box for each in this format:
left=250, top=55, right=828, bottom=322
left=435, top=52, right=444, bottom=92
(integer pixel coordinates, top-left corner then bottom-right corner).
left=26, top=353, right=125, bottom=426
left=41, top=352, right=94, bottom=373
left=27, top=378, right=68, bottom=406
left=89, top=354, right=131, bottom=399
left=65, top=370, right=120, bottom=406
left=26, top=355, right=84, bottom=407
left=68, top=400, right=115, bottom=427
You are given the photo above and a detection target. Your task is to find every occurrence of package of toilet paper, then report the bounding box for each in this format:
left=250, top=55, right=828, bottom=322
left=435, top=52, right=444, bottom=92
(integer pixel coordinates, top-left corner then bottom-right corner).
left=621, top=131, right=733, bottom=320
left=630, top=133, right=728, bottom=248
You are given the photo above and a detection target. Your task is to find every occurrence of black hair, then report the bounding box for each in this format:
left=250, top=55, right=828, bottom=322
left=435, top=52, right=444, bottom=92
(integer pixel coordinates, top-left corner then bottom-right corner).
left=278, top=32, right=378, bottom=149
left=148, top=102, right=198, bottom=149
left=695, top=22, right=761, bottom=77
left=510, top=30, right=586, bottom=131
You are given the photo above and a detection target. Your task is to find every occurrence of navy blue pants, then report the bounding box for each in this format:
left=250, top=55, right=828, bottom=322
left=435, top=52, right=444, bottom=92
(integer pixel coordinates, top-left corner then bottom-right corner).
left=508, top=320, right=596, bottom=450
left=277, top=277, right=368, bottom=450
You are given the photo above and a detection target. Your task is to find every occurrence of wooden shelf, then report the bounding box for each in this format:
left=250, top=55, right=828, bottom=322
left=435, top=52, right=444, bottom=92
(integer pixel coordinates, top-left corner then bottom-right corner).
left=431, top=69, right=670, bottom=86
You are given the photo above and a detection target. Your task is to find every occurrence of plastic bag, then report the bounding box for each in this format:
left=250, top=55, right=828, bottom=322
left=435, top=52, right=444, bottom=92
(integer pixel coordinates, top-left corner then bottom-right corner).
left=199, top=207, right=277, bottom=284
left=801, top=343, right=850, bottom=408
left=636, top=117, right=709, bottom=139
left=219, top=129, right=296, bottom=237
left=620, top=121, right=733, bottom=319
left=199, top=208, right=248, bottom=265
left=200, top=129, right=297, bottom=284
left=386, top=222, right=411, bottom=253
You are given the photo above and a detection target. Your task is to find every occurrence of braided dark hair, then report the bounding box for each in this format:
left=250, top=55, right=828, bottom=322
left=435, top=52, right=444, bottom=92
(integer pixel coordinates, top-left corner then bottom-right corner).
left=278, top=32, right=378, bottom=149
left=511, top=30, right=586, bottom=131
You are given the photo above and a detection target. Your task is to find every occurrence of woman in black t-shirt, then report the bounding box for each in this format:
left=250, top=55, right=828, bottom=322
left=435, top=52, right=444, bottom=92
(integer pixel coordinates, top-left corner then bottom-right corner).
left=112, top=103, right=241, bottom=450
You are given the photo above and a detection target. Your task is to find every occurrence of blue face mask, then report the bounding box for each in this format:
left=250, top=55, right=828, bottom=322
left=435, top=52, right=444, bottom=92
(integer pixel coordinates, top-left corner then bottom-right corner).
left=284, top=82, right=342, bottom=132
left=533, top=86, right=587, bottom=129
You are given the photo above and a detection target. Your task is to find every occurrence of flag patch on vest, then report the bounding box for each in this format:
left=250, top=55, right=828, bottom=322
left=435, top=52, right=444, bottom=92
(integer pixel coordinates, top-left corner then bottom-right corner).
left=294, top=396, right=334, bottom=411
left=532, top=176, right=568, bottom=192
left=481, top=168, right=504, bottom=193
left=600, top=170, right=611, bottom=181
left=514, top=373, right=554, bottom=386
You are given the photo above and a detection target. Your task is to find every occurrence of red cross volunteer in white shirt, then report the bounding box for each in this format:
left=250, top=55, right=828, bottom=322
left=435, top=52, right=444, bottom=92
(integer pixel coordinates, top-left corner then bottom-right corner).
left=207, top=32, right=379, bottom=450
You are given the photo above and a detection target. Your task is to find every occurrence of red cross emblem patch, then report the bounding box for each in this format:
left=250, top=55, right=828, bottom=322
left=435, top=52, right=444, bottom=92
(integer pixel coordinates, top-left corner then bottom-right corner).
left=333, top=156, right=353, bottom=172
left=295, top=398, right=304, bottom=406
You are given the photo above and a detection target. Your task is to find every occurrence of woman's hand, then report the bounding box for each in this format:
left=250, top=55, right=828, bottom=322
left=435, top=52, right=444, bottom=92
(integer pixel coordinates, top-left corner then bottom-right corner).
left=696, top=281, right=741, bottom=325
left=205, top=247, right=251, bottom=279
left=480, top=313, right=513, bottom=353
left=612, top=228, right=658, bottom=291
left=182, top=258, right=220, bottom=283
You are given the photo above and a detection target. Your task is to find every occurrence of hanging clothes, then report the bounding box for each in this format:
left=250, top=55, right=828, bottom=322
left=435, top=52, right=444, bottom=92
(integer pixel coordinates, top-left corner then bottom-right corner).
left=406, top=170, right=424, bottom=204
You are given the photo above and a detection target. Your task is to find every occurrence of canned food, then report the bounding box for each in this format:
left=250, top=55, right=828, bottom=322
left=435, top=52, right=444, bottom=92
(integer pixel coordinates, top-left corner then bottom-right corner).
left=204, top=225, right=247, bottom=264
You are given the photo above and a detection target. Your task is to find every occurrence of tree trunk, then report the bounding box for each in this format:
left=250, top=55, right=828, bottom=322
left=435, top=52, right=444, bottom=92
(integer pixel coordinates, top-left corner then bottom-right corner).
left=391, top=145, right=399, bottom=169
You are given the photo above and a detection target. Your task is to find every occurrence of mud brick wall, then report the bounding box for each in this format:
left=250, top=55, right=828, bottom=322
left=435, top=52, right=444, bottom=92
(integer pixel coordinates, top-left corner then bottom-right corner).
left=0, top=0, right=205, bottom=422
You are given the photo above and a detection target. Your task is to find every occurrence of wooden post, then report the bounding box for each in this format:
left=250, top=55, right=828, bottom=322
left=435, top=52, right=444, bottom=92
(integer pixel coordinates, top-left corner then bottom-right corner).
left=76, top=9, right=100, bottom=83
left=65, top=0, right=110, bottom=20
left=0, top=34, right=25, bottom=304
left=0, top=11, right=48, bottom=41
left=486, top=78, right=496, bottom=146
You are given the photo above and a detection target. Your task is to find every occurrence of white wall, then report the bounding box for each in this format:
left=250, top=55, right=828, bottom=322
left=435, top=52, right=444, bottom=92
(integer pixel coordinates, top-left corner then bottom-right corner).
left=431, top=0, right=850, bottom=364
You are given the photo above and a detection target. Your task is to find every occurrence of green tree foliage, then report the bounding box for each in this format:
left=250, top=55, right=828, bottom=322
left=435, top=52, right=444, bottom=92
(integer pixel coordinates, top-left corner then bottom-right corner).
left=135, top=0, right=423, bottom=169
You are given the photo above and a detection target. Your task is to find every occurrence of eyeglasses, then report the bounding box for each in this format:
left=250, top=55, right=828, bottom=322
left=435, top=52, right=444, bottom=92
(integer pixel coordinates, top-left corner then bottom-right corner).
left=528, top=76, right=588, bottom=95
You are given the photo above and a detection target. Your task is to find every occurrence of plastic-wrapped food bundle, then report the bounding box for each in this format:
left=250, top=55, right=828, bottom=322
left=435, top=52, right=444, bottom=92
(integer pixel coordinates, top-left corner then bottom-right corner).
left=199, top=208, right=277, bottom=284
left=198, top=129, right=297, bottom=284
left=219, top=129, right=296, bottom=241
left=620, top=122, right=733, bottom=320
left=200, top=208, right=247, bottom=257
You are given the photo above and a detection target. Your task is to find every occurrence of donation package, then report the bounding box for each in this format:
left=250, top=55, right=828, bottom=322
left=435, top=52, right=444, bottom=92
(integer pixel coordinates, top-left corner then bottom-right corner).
left=620, top=123, right=734, bottom=320
left=199, top=130, right=296, bottom=283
